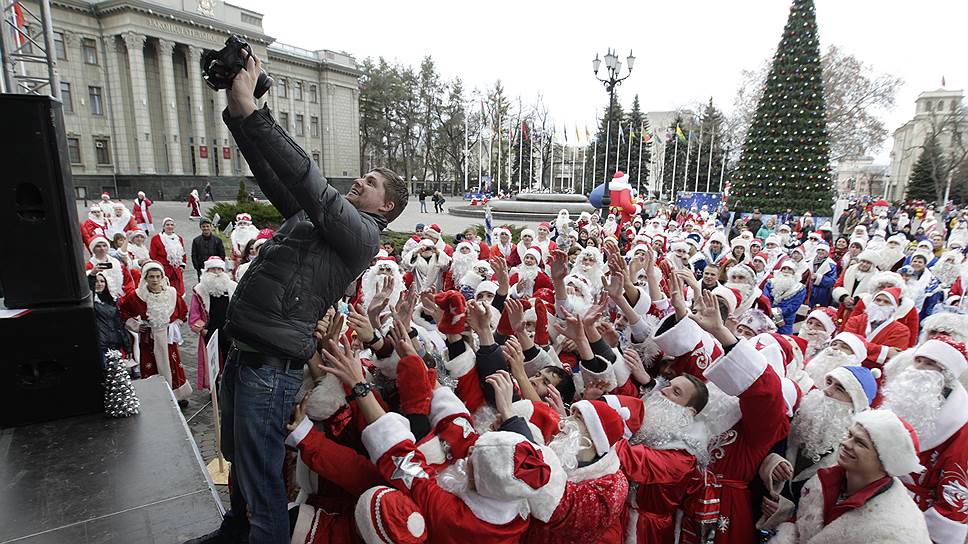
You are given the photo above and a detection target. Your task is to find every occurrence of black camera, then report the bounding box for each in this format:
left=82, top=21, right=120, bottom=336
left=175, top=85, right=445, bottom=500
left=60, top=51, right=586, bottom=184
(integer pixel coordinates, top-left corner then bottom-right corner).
left=201, top=35, right=273, bottom=98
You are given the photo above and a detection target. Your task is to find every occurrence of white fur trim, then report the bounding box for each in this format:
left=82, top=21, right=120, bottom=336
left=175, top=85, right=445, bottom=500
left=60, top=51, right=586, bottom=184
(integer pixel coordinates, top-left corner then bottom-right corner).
left=304, top=372, right=347, bottom=422
left=361, top=413, right=415, bottom=464
left=923, top=506, right=968, bottom=544
left=919, top=382, right=968, bottom=450
left=285, top=417, right=314, bottom=449
left=629, top=285, right=652, bottom=316
left=703, top=339, right=768, bottom=396
left=808, top=309, right=836, bottom=334
left=853, top=410, right=924, bottom=477
left=915, top=339, right=968, bottom=378
left=416, top=436, right=447, bottom=465
left=833, top=332, right=867, bottom=364
left=579, top=356, right=617, bottom=392
left=406, top=511, right=426, bottom=538
left=290, top=503, right=318, bottom=544
left=653, top=314, right=704, bottom=358
left=572, top=400, right=611, bottom=456
left=611, top=349, right=632, bottom=388
left=444, top=343, right=476, bottom=378
left=827, top=366, right=872, bottom=412
left=429, top=386, right=470, bottom=427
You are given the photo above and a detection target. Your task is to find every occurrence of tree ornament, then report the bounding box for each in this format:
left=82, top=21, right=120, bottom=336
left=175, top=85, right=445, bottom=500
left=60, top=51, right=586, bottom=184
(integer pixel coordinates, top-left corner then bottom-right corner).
left=103, top=350, right=140, bottom=418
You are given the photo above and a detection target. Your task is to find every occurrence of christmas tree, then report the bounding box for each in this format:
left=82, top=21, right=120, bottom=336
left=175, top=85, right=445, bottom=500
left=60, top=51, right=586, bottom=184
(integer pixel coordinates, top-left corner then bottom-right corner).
left=730, top=0, right=833, bottom=215
left=104, top=350, right=140, bottom=418
left=906, top=137, right=947, bottom=203
left=585, top=95, right=626, bottom=187
left=622, top=95, right=652, bottom=193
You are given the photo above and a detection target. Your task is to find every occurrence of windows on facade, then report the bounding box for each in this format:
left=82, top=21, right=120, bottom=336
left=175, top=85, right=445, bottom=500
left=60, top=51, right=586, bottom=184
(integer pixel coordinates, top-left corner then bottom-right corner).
left=82, top=38, right=98, bottom=64
left=309, top=84, right=318, bottom=103
left=54, top=32, right=66, bottom=60
left=60, top=82, right=72, bottom=113
left=279, top=79, right=288, bottom=98
left=67, top=137, right=81, bottom=164
left=88, top=86, right=103, bottom=115
left=310, top=116, right=319, bottom=137
left=294, top=81, right=303, bottom=101
left=295, top=114, right=304, bottom=136
left=94, top=138, right=111, bottom=164
left=312, top=151, right=320, bottom=165
left=279, top=112, right=289, bottom=131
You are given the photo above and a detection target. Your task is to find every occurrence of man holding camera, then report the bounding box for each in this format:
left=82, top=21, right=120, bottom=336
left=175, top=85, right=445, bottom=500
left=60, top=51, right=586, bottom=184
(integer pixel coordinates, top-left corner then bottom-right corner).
left=188, top=52, right=408, bottom=544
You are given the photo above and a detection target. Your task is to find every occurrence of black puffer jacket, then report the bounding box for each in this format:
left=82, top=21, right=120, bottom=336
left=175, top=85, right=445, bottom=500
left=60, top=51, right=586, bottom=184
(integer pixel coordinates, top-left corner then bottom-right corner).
left=223, top=106, right=386, bottom=360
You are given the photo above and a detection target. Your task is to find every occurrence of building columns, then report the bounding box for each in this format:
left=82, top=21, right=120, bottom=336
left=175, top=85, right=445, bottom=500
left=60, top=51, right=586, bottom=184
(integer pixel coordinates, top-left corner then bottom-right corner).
left=102, top=35, right=132, bottom=174
left=186, top=45, right=210, bottom=175
left=156, top=39, right=184, bottom=175
left=122, top=32, right=155, bottom=174
left=213, top=90, right=234, bottom=175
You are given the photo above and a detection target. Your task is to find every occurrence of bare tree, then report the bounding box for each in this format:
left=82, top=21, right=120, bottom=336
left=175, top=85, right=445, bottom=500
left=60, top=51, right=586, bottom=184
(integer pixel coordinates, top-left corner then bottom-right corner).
left=730, top=45, right=903, bottom=162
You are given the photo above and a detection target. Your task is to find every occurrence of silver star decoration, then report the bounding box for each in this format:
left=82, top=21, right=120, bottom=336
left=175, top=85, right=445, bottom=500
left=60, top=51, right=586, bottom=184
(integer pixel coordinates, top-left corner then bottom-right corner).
left=452, top=417, right=475, bottom=438
left=390, top=451, right=428, bottom=489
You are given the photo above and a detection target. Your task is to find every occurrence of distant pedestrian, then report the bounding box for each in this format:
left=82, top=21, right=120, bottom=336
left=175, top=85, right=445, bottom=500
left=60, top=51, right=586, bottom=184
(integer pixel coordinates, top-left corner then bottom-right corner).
left=191, top=218, right=226, bottom=282
left=204, top=182, right=215, bottom=202
left=419, top=189, right=428, bottom=213
left=188, top=189, right=201, bottom=220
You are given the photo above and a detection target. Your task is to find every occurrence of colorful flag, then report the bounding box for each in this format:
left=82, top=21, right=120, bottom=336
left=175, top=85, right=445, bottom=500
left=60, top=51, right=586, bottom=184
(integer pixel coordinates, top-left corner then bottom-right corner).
left=642, top=131, right=652, bottom=143
left=585, top=125, right=591, bottom=143
left=563, top=124, right=568, bottom=143
left=484, top=205, right=493, bottom=245
left=575, top=125, right=581, bottom=143
left=675, top=125, right=686, bottom=142
left=521, top=121, right=529, bottom=141
left=618, top=121, right=625, bottom=145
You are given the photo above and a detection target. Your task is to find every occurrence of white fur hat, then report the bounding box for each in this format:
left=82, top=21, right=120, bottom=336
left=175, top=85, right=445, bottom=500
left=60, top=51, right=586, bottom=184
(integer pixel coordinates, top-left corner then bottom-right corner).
left=455, top=241, right=477, bottom=255
left=88, top=236, right=110, bottom=252
left=915, top=337, right=968, bottom=378
left=827, top=366, right=880, bottom=413
left=833, top=332, right=868, bottom=364
left=852, top=410, right=925, bottom=477
left=354, top=486, right=427, bottom=544
left=869, top=271, right=904, bottom=291
left=203, top=256, right=226, bottom=270
left=921, top=312, right=968, bottom=342
left=475, top=280, right=498, bottom=297
left=520, top=228, right=536, bottom=240
left=471, top=431, right=565, bottom=506
left=807, top=308, right=837, bottom=334
left=857, top=249, right=879, bottom=264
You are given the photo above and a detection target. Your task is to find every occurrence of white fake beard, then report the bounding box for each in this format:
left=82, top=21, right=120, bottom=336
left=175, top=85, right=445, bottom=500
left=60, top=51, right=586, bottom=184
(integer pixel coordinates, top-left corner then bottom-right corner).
left=726, top=281, right=753, bottom=302
left=160, top=232, right=185, bottom=264
left=437, top=457, right=470, bottom=496
left=516, top=264, right=539, bottom=283
left=145, top=288, right=175, bottom=329
left=631, top=394, right=695, bottom=449
left=867, top=304, right=894, bottom=324
left=567, top=294, right=591, bottom=315
left=459, top=271, right=484, bottom=290
left=804, top=347, right=853, bottom=384
left=362, top=273, right=403, bottom=312
left=791, top=389, right=855, bottom=463
left=797, top=327, right=830, bottom=358
left=198, top=271, right=232, bottom=297
left=880, top=248, right=905, bottom=269
left=231, top=224, right=259, bottom=248
left=883, top=367, right=945, bottom=440
left=573, top=263, right=604, bottom=291
left=549, top=418, right=591, bottom=473
left=450, top=252, right=477, bottom=281
left=770, top=273, right=800, bottom=301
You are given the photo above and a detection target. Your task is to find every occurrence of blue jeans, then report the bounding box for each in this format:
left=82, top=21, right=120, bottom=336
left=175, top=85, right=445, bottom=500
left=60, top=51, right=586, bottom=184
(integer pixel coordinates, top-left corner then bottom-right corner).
left=420, top=200, right=427, bottom=212
left=219, top=352, right=303, bottom=543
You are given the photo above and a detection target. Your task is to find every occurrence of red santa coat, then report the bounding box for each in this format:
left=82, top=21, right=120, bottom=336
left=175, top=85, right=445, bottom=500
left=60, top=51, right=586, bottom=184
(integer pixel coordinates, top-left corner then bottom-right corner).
left=617, top=440, right=697, bottom=544
left=846, top=294, right=919, bottom=347
left=132, top=197, right=153, bottom=227
left=490, top=242, right=514, bottom=261
left=901, top=383, right=968, bottom=544
left=843, top=312, right=912, bottom=368
left=80, top=219, right=107, bottom=249
left=525, top=448, right=629, bottom=544
left=509, top=271, right=553, bottom=295
left=681, top=339, right=790, bottom=544
left=149, top=233, right=187, bottom=296
left=117, top=287, right=192, bottom=400
left=652, top=313, right=724, bottom=381
left=360, top=412, right=530, bottom=544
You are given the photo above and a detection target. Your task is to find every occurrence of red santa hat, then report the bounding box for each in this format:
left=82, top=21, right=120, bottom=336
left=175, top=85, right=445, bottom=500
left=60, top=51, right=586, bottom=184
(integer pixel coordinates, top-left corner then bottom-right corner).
left=852, top=410, right=925, bottom=477
left=423, top=224, right=442, bottom=240
left=256, top=228, right=274, bottom=240
left=779, top=377, right=802, bottom=417
left=523, top=299, right=550, bottom=346
left=807, top=307, right=837, bottom=335
left=235, top=213, right=252, bottom=223
left=524, top=246, right=543, bottom=264
left=832, top=332, right=868, bottom=364
left=89, top=204, right=103, bottom=214
left=433, top=291, right=467, bottom=335
left=752, top=252, right=769, bottom=266
left=533, top=288, right=555, bottom=309
left=354, top=486, right=427, bottom=544
left=670, top=241, right=690, bottom=254
left=564, top=274, right=592, bottom=300
left=611, top=171, right=630, bottom=185
left=785, top=334, right=809, bottom=365
left=511, top=399, right=561, bottom=445
left=538, top=221, right=552, bottom=231
left=778, top=260, right=797, bottom=273
left=571, top=399, right=625, bottom=456
left=914, top=334, right=968, bottom=378
left=492, top=227, right=512, bottom=240
left=630, top=243, right=651, bottom=256
left=470, top=431, right=565, bottom=504
left=88, top=236, right=110, bottom=252
left=602, top=395, right=645, bottom=439
left=101, top=192, right=110, bottom=198
left=140, top=260, right=165, bottom=279
left=161, top=216, right=175, bottom=226
left=203, top=256, right=226, bottom=270
left=712, top=285, right=743, bottom=316
left=874, top=287, right=901, bottom=307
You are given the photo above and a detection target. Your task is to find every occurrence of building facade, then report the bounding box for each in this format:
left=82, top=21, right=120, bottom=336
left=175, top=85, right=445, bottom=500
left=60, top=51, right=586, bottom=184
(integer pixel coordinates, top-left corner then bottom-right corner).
left=886, top=88, right=965, bottom=200
left=833, top=156, right=888, bottom=198
left=12, top=0, right=361, bottom=200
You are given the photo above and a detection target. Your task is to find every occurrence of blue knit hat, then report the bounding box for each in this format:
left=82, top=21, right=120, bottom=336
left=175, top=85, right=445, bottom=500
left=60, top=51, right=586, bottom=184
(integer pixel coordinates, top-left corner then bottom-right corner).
left=827, top=365, right=880, bottom=412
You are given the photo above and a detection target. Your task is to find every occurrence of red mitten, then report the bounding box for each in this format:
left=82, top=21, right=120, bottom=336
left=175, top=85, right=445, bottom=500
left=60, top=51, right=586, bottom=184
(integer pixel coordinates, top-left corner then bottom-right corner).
left=530, top=298, right=549, bottom=346
left=434, top=290, right=467, bottom=335
left=497, top=299, right=532, bottom=337
left=396, top=354, right=432, bottom=415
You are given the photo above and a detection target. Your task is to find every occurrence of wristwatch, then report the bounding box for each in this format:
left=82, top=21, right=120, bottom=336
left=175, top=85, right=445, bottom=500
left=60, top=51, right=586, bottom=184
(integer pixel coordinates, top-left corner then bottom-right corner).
left=363, top=330, right=382, bottom=348
left=346, top=381, right=372, bottom=402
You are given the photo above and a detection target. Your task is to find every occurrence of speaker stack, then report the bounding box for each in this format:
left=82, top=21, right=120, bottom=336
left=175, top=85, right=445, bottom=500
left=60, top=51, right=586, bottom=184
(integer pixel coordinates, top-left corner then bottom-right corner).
left=0, top=95, right=103, bottom=427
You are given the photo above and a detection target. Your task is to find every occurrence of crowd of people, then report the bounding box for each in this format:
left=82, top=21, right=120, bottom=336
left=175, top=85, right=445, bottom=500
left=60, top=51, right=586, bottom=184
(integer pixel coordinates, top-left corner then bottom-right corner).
left=80, top=184, right=968, bottom=543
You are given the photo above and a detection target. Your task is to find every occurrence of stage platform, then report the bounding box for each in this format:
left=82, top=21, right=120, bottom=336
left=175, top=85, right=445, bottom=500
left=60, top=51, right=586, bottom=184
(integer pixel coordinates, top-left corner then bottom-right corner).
left=0, top=376, right=224, bottom=543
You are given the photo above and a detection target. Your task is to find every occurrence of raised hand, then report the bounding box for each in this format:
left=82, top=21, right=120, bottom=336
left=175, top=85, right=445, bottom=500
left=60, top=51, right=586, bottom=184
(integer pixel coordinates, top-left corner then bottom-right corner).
left=419, top=288, right=442, bottom=322
left=582, top=378, right=610, bottom=400
left=606, top=269, right=626, bottom=300
left=465, top=300, right=492, bottom=335
left=545, top=384, right=567, bottom=416
left=392, top=284, right=417, bottom=329
left=490, top=256, right=509, bottom=286
left=667, top=269, right=689, bottom=319
left=505, top=298, right=526, bottom=332
left=597, top=320, right=621, bottom=348
left=553, top=309, right=585, bottom=342
left=484, top=370, right=515, bottom=423
left=347, top=303, right=375, bottom=344
left=548, top=249, right=569, bottom=283
left=319, top=336, right=365, bottom=387
left=390, top=319, right=417, bottom=359
left=622, top=348, right=652, bottom=385
left=502, top=334, right=526, bottom=372
left=287, top=392, right=310, bottom=433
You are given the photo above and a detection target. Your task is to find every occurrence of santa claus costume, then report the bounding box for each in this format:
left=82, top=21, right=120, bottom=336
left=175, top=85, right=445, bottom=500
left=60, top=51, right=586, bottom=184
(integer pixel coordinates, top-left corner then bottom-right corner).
left=444, top=241, right=479, bottom=292
left=229, top=213, right=259, bottom=271
left=843, top=287, right=913, bottom=369
left=118, top=261, right=192, bottom=401
left=126, top=229, right=151, bottom=270
left=149, top=218, right=188, bottom=296
left=571, top=246, right=606, bottom=294
left=508, top=228, right=537, bottom=268
left=132, top=191, right=153, bottom=232
left=80, top=205, right=108, bottom=250
left=532, top=222, right=558, bottom=262
left=490, top=228, right=515, bottom=260
left=84, top=236, right=135, bottom=299
left=188, top=257, right=237, bottom=391
left=187, top=189, right=201, bottom=219
left=422, top=224, right=453, bottom=256
left=769, top=410, right=931, bottom=544
left=105, top=202, right=138, bottom=241
left=510, top=247, right=553, bottom=299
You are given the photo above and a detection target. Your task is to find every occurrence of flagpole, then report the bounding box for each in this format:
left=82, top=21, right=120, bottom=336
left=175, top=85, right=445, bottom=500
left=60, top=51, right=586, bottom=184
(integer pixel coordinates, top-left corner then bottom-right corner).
left=719, top=148, right=728, bottom=192
left=571, top=138, right=577, bottom=194
left=626, top=124, right=633, bottom=176
left=549, top=127, right=555, bottom=192
left=477, top=102, right=483, bottom=191
left=603, top=117, right=611, bottom=182
left=636, top=122, right=644, bottom=195
left=706, top=128, right=716, bottom=193
left=529, top=121, right=535, bottom=189
left=671, top=135, right=679, bottom=201
left=517, top=100, right=524, bottom=193
left=496, top=108, right=502, bottom=194
left=463, top=103, right=469, bottom=192
left=592, top=134, right=598, bottom=191
left=683, top=129, right=692, bottom=196
left=507, top=118, right=512, bottom=193
left=694, top=123, right=704, bottom=192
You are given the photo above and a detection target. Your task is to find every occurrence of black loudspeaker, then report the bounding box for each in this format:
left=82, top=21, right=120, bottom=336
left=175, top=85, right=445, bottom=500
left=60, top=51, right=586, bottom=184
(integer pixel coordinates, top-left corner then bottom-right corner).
left=0, top=95, right=90, bottom=308
left=0, top=298, right=104, bottom=427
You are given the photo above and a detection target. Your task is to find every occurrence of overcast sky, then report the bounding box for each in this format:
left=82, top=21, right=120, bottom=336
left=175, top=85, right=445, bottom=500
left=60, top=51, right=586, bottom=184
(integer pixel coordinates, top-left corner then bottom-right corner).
left=233, top=0, right=966, bottom=162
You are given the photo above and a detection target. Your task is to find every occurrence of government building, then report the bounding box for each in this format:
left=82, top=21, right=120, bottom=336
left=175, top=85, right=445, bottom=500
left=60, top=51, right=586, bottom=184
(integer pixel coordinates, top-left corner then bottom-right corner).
left=13, top=0, right=362, bottom=199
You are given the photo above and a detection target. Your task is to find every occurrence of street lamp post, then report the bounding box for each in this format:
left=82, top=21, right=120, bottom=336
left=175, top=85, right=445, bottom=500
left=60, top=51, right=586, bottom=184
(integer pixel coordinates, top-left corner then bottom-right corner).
left=593, top=48, right=635, bottom=220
